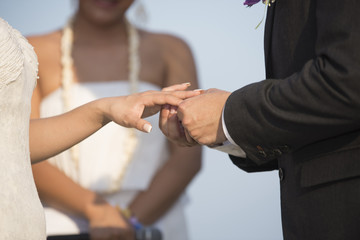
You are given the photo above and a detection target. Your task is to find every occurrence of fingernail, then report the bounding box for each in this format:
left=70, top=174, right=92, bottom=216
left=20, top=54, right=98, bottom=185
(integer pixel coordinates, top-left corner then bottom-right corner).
left=170, top=106, right=177, bottom=114
left=183, top=82, right=191, bottom=86
left=143, top=124, right=152, bottom=133
left=162, top=104, right=170, bottom=109
left=193, top=89, right=205, bottom=94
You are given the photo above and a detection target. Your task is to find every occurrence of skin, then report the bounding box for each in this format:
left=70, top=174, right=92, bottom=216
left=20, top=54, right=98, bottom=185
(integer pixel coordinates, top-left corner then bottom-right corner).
left=30, top=89, right=197, bottom=163
left=160, top=88, right=231, bottom=147
left=28, top=0, right=202, bottom=239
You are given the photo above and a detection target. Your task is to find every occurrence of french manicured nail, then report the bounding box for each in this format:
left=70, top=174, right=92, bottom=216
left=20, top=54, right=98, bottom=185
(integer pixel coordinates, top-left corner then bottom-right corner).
left=194, top=89, right=205, bottom=94
left=144, top=124, right=152, bottom=133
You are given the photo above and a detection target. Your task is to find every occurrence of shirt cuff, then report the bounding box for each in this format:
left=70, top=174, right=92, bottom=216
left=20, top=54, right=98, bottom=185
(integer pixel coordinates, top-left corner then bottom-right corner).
left=208, top=108, right=246, bottom=158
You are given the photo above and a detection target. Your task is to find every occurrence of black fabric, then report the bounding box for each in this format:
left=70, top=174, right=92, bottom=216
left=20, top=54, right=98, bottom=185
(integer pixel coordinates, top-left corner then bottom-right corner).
left=279, top=153, right=360, bottom=240
left=225, top=0, right=360, bottom=166
left=48, top=234, right=89, bottom=240
left=224, top=0, right=360, bottom=239
left=229, top=154, right=277, bottom=173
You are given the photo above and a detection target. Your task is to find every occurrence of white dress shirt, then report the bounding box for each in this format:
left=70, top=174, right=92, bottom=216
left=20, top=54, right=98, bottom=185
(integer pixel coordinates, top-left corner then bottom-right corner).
left=209, top=109, right=247, bottom=158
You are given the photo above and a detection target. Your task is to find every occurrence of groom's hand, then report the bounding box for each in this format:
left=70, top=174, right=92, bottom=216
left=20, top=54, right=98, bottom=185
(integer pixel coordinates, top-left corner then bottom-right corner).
left=159, top=83, right=200, bottom=146
left=176, top=88, right=231, bottom=146
left=160, top=104, right=198, bottom=147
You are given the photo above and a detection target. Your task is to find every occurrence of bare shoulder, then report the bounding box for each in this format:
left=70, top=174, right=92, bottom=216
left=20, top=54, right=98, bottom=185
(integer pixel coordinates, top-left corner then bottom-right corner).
left=27, top=30, right=61, bottom=57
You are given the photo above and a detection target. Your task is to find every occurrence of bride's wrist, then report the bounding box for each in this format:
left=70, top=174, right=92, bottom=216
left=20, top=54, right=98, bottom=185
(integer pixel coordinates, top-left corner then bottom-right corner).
left=84, top=194, right=109, bottom=220
left=91, top=97, right=115, bottom=126
left=117, top=206, right=144, bottom=230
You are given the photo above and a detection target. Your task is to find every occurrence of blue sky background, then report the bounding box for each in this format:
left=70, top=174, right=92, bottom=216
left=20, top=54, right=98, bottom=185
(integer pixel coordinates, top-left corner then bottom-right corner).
left=0, top=1, right=282, bottom=239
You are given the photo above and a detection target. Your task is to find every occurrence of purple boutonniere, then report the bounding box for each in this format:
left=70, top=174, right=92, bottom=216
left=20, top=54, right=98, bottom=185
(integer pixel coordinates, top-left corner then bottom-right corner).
left=244, top=0, right=276, bottom=29
left=244, top=0, right=275, bottom=7
left=244, top=0, right=262, bottom=7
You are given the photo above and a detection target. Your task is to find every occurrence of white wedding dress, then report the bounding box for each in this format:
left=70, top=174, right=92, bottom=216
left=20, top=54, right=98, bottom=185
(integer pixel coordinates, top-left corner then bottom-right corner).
left=0, top=18, right=46, bottom=239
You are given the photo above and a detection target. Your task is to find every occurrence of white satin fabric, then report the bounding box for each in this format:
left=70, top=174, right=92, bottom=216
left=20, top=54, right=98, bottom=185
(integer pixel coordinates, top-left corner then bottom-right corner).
left=0, top=18, right=46, bottom=239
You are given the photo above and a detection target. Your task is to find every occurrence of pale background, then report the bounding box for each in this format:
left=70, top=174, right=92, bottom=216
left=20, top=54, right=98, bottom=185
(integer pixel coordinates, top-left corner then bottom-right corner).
left=0, top=0, right=282, bottom=239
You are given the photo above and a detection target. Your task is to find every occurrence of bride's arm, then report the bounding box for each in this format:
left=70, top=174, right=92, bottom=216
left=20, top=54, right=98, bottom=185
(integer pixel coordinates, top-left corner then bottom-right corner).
left=29, top=97, right=107, bottom=163
left=29, top=90, right=199, bottom=163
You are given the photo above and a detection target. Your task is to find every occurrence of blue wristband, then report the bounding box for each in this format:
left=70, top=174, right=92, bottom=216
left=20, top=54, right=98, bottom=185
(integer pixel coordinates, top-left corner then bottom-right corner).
left=130, top=216, right=143, bottom=230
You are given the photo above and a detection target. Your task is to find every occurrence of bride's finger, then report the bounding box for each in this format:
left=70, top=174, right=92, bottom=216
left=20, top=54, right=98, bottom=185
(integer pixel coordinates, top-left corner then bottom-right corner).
left=162, top=82, right=191, bottom=92
left=143, top=91, right=201, bottom=107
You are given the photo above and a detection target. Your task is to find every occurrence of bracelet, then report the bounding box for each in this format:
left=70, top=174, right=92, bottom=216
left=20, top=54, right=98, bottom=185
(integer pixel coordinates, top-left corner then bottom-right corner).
left=130, top=216, right=143, bottom=230
left=116, top=206, right=143, bottom=230
left=122, top=208, right=132, bottom=219
left=116, top=206, right=132, bottom=219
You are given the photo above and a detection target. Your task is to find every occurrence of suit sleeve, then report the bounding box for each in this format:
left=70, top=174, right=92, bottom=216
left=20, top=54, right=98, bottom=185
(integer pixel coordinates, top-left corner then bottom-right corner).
left=225, top=0, right=360, bottom=167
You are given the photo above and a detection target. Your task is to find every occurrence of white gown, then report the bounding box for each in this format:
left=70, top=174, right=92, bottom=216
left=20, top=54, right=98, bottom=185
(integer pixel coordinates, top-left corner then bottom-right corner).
left=40, top=81, right=189, bottom=240
left=0, top=18, right=46, bottom=239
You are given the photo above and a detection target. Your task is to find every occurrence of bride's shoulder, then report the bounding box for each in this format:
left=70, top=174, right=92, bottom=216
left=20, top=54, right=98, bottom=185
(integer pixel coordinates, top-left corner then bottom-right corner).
left=0, top=18, right=25, bottom=87
left=0, top=18, right=9, bottom=33
left=0, top=18, right=16, bottom=41
left=0, top=17, right=12, bottom=30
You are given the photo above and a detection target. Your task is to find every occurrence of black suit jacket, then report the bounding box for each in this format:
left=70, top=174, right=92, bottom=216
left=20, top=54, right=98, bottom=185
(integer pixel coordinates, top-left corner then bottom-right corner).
left=225, top=0, right=360, bottom=239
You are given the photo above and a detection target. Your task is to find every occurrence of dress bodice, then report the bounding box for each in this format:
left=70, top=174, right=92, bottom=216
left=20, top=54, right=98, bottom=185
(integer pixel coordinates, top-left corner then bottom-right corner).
left=40, top=81, right=169, bottom=193
left=0, top=18, right=45, bottom=239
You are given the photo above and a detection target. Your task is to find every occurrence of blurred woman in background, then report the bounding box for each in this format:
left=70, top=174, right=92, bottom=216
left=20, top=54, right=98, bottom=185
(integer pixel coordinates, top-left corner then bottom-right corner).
left=29, top=0, right=202, bottom=239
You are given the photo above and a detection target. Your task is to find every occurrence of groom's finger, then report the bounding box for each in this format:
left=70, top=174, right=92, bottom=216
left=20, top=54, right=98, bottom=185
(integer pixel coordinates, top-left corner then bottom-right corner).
left=184, top=128, right=198, bottom=147
left=159, top=105, right=171, bottom=135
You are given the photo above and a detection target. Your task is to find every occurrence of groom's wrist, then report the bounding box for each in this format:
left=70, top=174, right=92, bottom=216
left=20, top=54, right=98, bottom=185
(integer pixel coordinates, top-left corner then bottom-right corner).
left=208, top=140, right=246, bottom=158
left=207, top=107, right=246, bottom=158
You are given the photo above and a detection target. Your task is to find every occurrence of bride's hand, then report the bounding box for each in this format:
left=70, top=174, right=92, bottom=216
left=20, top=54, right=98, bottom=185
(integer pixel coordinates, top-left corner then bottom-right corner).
left=100, top=88, right=200, bottom=133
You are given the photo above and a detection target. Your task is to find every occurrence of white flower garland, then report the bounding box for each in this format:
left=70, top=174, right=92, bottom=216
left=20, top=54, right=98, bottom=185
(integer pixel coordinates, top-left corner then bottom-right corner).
left=60, top=17, right=140, bottom=193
